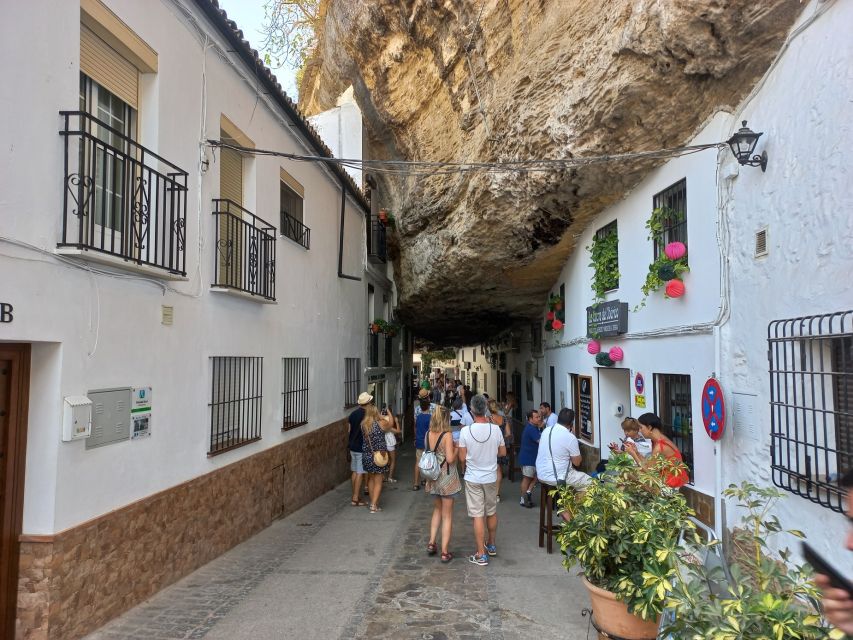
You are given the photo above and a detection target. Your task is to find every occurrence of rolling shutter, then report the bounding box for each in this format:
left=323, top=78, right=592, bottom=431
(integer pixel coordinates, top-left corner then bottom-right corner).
left=219, top=144, right=243, bottom=206
left=81, top=25, right=138, bottom=109
left=218, top=139, right=244, bottom=287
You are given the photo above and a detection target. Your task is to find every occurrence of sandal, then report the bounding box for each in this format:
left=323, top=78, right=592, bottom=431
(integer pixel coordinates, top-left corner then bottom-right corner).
left=369, top=504, right=383, bottom=513
left=441, top=551, right=453, bottom=563
left=412, top=485, right=421, bottom=491
left=427, top=543, right=438, bottom=556
left=350, top=500, right=367, bottom=507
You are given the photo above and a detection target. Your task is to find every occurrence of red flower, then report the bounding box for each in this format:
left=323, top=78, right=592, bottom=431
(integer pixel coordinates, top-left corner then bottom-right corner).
left=552, top=319, right=564, bottom=331
left=546, top=311, right=555, bottom=320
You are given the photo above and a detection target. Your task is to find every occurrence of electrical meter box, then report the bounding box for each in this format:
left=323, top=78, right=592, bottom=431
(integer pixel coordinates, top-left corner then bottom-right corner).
left=85, top=387, right=132, bottom=449
left=62, top=396, right=92, bottom=441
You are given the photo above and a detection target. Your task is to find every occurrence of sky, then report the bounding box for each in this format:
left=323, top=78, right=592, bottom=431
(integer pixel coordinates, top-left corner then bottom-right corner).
left=216, top=0, right=299, bottom=99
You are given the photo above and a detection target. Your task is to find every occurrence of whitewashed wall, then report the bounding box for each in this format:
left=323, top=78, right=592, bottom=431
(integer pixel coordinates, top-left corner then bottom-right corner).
left=717, top=0, right=853, bottom=569
left=0, top=0, right=368, bottom=534
left=309, top=87, right=364, bottom=189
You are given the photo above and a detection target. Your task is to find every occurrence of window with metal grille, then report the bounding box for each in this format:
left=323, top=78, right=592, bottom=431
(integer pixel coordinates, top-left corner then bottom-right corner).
left=344, top=357, right=361, bottom=408
left=280, top=181, right=310, bottom=249
left=532, top=323, right=543, bottom=354
left=653, top=373, right=694, bottom=483
left=652, top=179, right=687, bottom=261
left=282, top=357, right=308, bottom=430
left=769, top=311, right=853, bottom=512
left=369, top=332, right=379, bottom=368
left=209, top=357, right=263, bottom=456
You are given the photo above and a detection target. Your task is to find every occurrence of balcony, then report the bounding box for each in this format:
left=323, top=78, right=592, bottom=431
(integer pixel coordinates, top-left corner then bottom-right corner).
left=280, top=211, right=310, bottom=250
left=367, top=219, right=387, bottom=264
left=59, top=111, right=188, bottom=276
left=212, top=199, right=276, bottom=301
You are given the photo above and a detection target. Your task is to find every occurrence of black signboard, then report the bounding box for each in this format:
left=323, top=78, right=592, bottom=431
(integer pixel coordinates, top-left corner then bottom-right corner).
left=578, top=375, right=594, bottom=443
left=586, top=300, right=628, bottom=338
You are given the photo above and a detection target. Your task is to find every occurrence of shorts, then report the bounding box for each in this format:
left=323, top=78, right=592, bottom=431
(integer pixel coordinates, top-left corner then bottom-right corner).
left=522, top=465, right=536, bottom=478
left=350, top=451, right=365, bottom=474
left=464, top=481, right=498, bottom=518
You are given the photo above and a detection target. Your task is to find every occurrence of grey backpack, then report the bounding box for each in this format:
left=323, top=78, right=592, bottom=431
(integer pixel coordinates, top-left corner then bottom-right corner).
left=418, top=432, right=447, bottom=481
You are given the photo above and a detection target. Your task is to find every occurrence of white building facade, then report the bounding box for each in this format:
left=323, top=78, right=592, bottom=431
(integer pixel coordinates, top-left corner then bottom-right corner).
left=0, top=1, right=404, bottom=637
left=464, top=0, right=852, bottom=567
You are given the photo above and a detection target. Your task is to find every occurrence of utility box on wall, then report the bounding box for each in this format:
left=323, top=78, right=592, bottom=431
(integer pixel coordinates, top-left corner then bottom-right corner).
left=85, top=387, right=132, bottom=449
left=62, top=396, right=93, bottom=441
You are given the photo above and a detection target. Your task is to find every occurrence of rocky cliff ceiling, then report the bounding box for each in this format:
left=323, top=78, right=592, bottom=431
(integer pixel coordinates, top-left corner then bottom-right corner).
left=300, top=0, right=803, bottom=345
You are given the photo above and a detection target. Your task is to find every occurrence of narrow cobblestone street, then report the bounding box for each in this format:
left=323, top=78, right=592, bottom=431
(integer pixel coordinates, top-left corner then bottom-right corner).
left=85, top=447, right=592, bottom=640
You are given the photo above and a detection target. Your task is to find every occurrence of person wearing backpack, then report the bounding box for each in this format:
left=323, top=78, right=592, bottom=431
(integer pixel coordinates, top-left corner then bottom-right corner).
left=423, top=406, right=461, bottom=563
left=413, top=389, right=434, bottom=490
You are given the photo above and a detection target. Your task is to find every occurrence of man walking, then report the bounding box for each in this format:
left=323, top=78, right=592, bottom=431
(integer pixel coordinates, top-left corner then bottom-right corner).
left=539, top=402, right=558, bottom=428
left=518, top=409, right=544, bottom=508
left=458, top=394, right=506, bottom=566
left=347, top=392, right=373, bottom=506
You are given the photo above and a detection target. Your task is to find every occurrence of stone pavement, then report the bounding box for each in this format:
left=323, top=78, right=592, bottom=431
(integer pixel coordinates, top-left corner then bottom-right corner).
left=85, top=446, right=593, bottom=639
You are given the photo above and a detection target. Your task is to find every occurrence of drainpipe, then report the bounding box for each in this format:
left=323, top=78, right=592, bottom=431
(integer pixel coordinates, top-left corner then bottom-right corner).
left=338, top=179, right=361, bottom=281
left=714, top=324, right=723, bottom=540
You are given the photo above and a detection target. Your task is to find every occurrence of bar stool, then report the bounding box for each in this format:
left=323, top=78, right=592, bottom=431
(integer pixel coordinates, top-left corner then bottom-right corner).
left=538, top=482, right=559, bottom=553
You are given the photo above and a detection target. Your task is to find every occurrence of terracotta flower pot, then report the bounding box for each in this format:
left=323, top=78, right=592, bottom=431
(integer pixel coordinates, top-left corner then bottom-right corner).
left=555, top=301, right=564, bottom=311
left=582, top=577, right=660, bottom=640
left=370, top=323, right=381, bottom=334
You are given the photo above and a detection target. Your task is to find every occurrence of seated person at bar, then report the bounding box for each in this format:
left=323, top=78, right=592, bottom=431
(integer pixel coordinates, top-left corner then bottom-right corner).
left=608, top=416, right=652, bottom=459
left=535, top=408, right=592, bottom=490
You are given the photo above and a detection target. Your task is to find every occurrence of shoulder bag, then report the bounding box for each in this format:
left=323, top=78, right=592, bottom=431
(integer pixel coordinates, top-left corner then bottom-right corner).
left=366, top=423, right=389, bottom=468
left=548, top=426, right=571, bottom=488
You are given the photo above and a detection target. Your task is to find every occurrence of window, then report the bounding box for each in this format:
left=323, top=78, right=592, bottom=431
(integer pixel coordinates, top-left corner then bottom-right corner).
left=652, top=179, right=687, bottom=260
left=280, top=170, right=310, bottom=249
left=208, top=357, right=263, bottom=456
left=498, top=371, right=507, bottom=403
left=384, top=335, right=393, bottom=367
left=483, top=373, right=488, bottom=396
left=369, top=331, right=379, bottom=368
left=282, top=358, right=309, bottom=430
left=532, top=323, right=543, bottom=355
left=473, top=348, right=477, bottom=362
left=344, top=358, right=361, bottom=407
left=654, top=374, right=693, bottom=483
left=769, top=311, right=853, bottom=512
left=593, top=221, right=619, bottom=292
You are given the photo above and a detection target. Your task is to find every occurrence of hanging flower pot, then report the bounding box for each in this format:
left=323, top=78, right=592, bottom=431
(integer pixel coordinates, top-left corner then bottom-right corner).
left=664, top=241, right=687, bottom=261
left=595, top=352, right=615, bottom=367
left=378, top=208, right=389, bottom=224
left=555, top=300, right=564, bottom=311
left=665, top=279, right=686, bottom=298
left=552, top=319, right=564, bottom=331
left=546, top=311, right=555, bottom=321
left=587, top=340, right=601, bottom=355
left=657, top=262, right=677, bottom=282
left=370, top=323, right=381, bottom=334
left=609, top=346, right=624, bottom=362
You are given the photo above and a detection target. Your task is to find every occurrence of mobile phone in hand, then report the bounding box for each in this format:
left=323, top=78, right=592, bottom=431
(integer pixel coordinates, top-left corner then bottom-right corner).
left=803, top=541, right=853, bottom=595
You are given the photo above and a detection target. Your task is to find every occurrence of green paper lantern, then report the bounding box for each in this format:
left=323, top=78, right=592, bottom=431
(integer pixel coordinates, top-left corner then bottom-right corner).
left=544, top=320, right=553, bottom=332
left=595, top=352, right=615, bottom=367
left=657, top=262, right=677, bottom=282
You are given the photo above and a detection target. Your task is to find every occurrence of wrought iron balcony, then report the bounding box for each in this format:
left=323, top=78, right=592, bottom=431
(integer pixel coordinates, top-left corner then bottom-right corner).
left=280, top=211, right=310, bottom=249
left=368, top=219, right=387, bottom=263
left=59, top=111, right=188, bottom=275
left=212, top=199, right=276, bottom=301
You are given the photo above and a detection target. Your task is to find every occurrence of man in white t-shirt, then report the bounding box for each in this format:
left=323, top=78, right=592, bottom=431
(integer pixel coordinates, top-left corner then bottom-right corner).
left=536, top=408, right=592, bottom=490
left=458, top=394, right=506, bottom=567
left=539, top=402, right=559, bottom=428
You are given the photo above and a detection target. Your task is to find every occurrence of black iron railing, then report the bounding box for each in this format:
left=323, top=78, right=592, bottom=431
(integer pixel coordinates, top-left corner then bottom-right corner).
left=59, top=111, right=188, bottom=275
left=209, top=356, right=263, bottom=456
left=212, top=199, right=276, bottom=301
left=281, top=211, right=310, bottom=249
left=369, top=331, right=379, bottom=367
left=344, top=357, right=361, bottom=408
left=368, top=220, right=387, bottom=263
left=282, top=357, right=309, bottom=430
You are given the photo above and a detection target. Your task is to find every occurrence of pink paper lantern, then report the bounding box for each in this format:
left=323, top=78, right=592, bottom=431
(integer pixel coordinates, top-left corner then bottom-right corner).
left=546, top=311, right=555, bottom=320
left=665, top=279, right=686, bottom=298
left=552, top=319, right=564, bottom=331
left=587, top=340, right=601, bottom=355
left=664, top=241, right=687, bottom=261
left=609, top=346, right=624, bottom=362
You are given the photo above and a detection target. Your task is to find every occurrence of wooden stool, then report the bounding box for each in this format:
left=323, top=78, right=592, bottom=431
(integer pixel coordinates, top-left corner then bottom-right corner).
left=538, top=483, right=558, bottom=553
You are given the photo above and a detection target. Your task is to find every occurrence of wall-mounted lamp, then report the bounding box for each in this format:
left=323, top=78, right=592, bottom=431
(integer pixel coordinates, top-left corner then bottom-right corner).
left=726, top=121, right=767, bottom=172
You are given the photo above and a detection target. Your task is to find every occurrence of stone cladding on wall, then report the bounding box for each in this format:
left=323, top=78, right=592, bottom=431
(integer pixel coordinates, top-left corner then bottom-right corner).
left=16, top=420, right=348, bottom=640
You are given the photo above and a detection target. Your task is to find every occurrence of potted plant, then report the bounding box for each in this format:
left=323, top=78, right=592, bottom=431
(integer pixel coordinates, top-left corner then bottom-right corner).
left=370, top=319, right=386, bottom=335
left=635, top=206, right=690, bottom=311
left=383, top=321, right=400, bottom=337
left=555, top=453, right=695, bottom=639
left=548, top=293, right=564, bottom=311
left=661, top=482, right=844, bottom=639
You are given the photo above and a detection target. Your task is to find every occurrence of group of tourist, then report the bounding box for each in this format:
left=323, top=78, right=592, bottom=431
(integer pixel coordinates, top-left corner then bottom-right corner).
left=346, top=386, right=688, bottom=564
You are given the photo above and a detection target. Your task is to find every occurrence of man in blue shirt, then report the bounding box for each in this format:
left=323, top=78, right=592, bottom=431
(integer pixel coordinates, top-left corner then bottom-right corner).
left=518, top=409, right=543, bottom=508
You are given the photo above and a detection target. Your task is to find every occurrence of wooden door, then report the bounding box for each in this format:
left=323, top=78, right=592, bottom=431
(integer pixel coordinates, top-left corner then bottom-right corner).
left=0, top=344, right=30, bottom=639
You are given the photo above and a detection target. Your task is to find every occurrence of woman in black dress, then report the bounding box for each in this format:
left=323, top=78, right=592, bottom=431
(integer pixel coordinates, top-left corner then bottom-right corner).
left=361, top=401, right=395, bottom=512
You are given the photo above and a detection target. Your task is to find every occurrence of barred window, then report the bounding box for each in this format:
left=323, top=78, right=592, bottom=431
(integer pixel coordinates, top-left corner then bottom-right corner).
left=209, top=357, right=263, bottom=456
left=654, top=373, right=694, bottom=484
left=344, top=357, right=361, bottom=408
left=652, top=179, right=687, bottom=261
left=282, top=357, right=309, bottom=430
left=769, top=311, right=853, bottom=512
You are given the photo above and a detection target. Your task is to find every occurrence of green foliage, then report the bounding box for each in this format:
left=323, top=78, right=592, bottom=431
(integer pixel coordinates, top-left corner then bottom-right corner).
left=555, top=453, right=695, bottom=621
left=661, top=482, right=843, bottom=640
left=421, top=347, right=456, bottom=374
left=587, top=229, right=620, bottom=303
left=634, top=206, right=689, bottom=311
left=261, top=0, right=322, bottom=97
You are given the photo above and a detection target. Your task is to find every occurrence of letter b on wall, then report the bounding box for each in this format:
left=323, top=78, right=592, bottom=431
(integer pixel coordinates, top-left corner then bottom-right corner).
left=0, top=303, right=13, bottom=323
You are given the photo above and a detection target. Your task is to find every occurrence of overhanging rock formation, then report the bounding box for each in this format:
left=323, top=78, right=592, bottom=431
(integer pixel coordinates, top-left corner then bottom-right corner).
left=300, top=0, right=803, bottom=344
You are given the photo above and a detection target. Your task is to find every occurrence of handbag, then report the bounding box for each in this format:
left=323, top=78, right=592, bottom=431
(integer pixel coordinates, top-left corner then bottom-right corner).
left=366, top=422, right=389, bottom=468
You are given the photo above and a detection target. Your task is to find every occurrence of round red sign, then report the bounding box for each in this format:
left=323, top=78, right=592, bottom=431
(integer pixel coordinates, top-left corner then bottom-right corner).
left=701, top=378, right=725, bottom=441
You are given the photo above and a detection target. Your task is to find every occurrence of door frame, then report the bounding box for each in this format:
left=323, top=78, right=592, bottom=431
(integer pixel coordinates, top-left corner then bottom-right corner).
left=0, top=343, right=30, bottom=639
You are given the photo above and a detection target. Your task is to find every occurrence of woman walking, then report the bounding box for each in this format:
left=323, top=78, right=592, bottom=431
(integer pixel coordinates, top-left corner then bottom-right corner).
left=624, top=412, right=689, bottom=488
left=361, top=399, right=393, bottom=512
left=425, top=406, right=461, bottom=563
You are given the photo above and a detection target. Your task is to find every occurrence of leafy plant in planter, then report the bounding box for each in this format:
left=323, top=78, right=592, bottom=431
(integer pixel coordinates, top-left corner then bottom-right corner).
left=371, top=318, right=388, bottom=334
left=635, top=206, right=689, bottom=311
left=587, top=229, right=619, bottom=303
left=555, top=454, right=695, bottom=626
left=661, top=482, right=843, bottom=639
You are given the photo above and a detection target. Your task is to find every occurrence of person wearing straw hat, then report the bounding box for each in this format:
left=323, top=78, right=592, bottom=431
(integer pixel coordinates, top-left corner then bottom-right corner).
left=347, top=392, right=374, bottom=506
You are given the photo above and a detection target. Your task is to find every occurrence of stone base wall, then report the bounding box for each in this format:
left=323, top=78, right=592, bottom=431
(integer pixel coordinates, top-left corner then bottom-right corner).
left=16, top=420, right=348, bottom=640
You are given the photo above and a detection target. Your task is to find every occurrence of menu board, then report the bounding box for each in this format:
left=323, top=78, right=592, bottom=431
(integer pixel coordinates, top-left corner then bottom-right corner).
left=578, top=375, right=594, bottom=443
